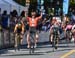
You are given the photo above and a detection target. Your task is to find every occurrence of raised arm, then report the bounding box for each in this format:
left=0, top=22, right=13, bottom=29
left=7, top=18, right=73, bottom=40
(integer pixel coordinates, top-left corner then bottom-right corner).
left=37, top=12, right=43, bottom=19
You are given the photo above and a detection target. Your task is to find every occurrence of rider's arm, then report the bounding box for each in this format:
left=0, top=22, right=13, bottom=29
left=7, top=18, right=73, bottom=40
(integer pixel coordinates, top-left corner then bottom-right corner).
left=72, top=25, right=75, bottom=32
left=50, top=26, right=53, bottom=33
left=14, top=24, right=18, bottom=33
left=37, top=12, right=42, bottom=20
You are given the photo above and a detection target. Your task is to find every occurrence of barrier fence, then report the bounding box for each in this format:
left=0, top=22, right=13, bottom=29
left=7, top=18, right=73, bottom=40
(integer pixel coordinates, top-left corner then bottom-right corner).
left=0, top=30, right=15, bottom=49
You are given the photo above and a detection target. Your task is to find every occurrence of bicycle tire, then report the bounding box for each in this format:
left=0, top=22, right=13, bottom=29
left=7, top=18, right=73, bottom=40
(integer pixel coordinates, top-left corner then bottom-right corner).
left=32, top=41, right=35, bottom=53
left=17, top=35, right=20, bottom=50
left=66, top=31, right=71, bottom=46
left=52, top=35, right=56, bottom=51
left=29, top=44, right=32, bottom=54
left=52, top=34, right=58, bottom=51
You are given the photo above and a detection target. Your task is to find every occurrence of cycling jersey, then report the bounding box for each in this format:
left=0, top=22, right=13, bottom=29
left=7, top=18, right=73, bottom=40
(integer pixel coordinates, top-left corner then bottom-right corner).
left=53, top=26, right=59, bottom=35
left=50, top=24, right=59, bottom=35
left=27, top=16, right=41, bottom=27
left=66, top=25, right=72, bottom=30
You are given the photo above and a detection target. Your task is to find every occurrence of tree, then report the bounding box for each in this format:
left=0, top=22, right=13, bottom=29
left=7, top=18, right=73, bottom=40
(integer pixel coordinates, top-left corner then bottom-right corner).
left=14, top=0, right=26, bottom=6
left=70, top=0, right=75, bottom=6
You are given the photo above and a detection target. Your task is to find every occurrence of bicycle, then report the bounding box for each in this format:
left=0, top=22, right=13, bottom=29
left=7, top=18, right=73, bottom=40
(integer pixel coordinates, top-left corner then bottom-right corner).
left=52, top=32, right=59, bottom=51
left=72, top=30, right=75, bottom=44
left=66, top=30, right=72, bottom=46
left=29, top=31, right=36, bottom=54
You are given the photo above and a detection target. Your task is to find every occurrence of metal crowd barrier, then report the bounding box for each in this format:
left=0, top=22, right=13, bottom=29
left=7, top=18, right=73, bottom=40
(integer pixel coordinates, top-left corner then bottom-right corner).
left=0, top=30, right=15, bottom=49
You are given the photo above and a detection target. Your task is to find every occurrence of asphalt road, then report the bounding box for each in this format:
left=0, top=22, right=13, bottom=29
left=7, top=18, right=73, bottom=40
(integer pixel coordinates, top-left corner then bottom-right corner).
left=0, top=42, right=75, bottom=58
left=0, top=31, right=75, bottom=58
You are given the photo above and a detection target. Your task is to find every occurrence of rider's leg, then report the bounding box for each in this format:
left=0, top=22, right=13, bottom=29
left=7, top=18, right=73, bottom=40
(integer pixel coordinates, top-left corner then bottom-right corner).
left=51, top=34, right=53, bottom=42
left=34, top=33, right=39, bottom=48
left=20, top=34, right=23, bottom=45
left=35, top=33, right=39, bottom=44
left=27, top=32, right=30, bottom=48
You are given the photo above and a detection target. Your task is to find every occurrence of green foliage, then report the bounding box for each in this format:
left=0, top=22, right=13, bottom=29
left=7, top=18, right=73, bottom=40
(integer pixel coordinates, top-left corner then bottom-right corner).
left=13, top=0, right=26, bottom=6
left=70, top=0, right=75, bottom=6
left=30, top=0, right=37, bottom=3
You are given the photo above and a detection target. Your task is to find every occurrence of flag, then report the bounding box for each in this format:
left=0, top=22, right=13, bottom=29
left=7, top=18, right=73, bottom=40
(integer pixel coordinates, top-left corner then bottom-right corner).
left=63, top=0, right=69, bottom=15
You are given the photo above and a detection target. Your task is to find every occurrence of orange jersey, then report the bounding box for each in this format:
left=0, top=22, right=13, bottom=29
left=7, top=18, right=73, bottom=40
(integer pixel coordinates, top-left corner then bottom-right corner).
left=27, top=16, right=41, bottom=27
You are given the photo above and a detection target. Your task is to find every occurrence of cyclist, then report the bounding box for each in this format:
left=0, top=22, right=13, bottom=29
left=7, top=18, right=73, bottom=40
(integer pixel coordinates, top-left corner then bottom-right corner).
left=50, top=21, right=60, bottom=46
left=26, top=11, right=42, bottom=48
left=65, top=23, right=72, bottom=42
left=14, top=19, right=24, bottom=50
left=72, top=24, right=75, bottom=43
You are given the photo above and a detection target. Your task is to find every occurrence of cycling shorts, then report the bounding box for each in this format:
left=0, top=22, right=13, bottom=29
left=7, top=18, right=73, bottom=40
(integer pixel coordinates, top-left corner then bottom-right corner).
left=29, top=27, right=37, bottom=34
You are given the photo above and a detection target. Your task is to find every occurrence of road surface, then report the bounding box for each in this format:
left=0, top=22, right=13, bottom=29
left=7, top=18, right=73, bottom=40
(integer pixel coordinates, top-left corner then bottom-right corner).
left=0, top=42, right=75, bottom=58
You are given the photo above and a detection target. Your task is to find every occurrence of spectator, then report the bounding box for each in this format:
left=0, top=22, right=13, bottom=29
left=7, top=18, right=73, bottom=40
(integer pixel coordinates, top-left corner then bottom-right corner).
left=12, top=10, right=18, bottom=17
left=10, top=10, right=18, bottom=31
left=20, top=11, right=29, bottom=31
left=20, top=11, right=27, bottom=23
left=0, top=8, right=2, bottom=30
left=71, top=11, right=75, bottom=24
left=0, top=8, right=2, bottom=24
left=0, top=8, right=1, bottom=15
left=1, top=10, right=8, bottom=30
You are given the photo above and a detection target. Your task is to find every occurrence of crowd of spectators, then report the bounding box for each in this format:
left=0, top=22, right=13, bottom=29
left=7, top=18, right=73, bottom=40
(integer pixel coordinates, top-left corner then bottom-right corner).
left=0, top=8, right=75, bottom=34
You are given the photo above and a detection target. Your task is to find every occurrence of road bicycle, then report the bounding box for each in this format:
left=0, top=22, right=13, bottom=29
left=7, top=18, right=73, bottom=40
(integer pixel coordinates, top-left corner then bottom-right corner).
left=52, top=33, right=59, bottom=51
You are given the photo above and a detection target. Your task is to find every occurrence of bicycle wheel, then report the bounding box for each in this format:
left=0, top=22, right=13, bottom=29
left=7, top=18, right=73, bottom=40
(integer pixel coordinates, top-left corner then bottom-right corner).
left=32, top=34, right=35, bottom=53
left=66, top=31, right=70, bottom=46
left=29, top=43, right=32, bottom=54
left=73, top=34, right=75, bottom=43
left=52, top=34, right=58, bottom=51
left=17, top=34, right=20, bottom=50
left=52, top=35, right=56, bottom=51
left=55, top=37, right=58, bottom=50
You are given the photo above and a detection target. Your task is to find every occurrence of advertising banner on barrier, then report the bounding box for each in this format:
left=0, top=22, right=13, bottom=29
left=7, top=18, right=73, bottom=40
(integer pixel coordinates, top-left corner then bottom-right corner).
left=63, top=0, right=69, bottom=15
